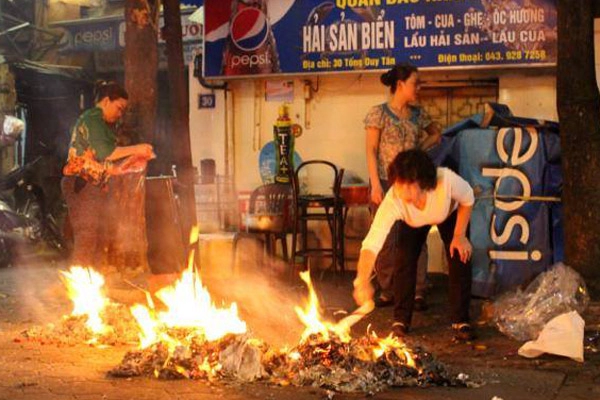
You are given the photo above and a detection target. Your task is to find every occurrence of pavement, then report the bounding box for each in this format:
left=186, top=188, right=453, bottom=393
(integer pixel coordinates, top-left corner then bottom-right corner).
left=1, top=248, right=600, bottom=400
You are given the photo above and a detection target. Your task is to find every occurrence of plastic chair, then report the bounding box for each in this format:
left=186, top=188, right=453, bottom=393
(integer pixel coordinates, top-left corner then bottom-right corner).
left=232, top=183, right=293, bottom=268
left=291, top=160, right=345, bottom=276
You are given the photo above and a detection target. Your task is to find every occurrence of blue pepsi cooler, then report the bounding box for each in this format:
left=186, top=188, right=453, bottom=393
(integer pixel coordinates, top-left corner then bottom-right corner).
left=432, top=104, right=563, bottom=298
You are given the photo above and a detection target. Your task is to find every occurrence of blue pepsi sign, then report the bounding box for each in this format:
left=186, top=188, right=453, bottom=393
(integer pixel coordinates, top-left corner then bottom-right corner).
left=204, top=0, right=557, bottom=78
left=435, top=112, right=562, bottom=297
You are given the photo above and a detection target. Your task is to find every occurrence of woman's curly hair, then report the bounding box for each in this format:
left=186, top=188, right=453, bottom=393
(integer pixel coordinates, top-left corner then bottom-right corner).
left=387, top=149, right=437, bottom=190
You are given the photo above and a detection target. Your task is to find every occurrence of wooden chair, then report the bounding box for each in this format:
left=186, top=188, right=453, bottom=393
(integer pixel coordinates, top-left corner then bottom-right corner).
left=290, top=160, right=345, bottom=277
left=232, top=182, right=293, bottom=268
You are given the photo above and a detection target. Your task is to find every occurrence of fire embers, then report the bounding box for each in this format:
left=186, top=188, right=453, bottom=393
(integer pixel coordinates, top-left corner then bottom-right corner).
left=20, top=227, right=465, bottom=394
left=109, top=334, right=265, bottom=381
left=21, top=266, right=139, bottom=346
left=267, top=333, right=459, bottom=392
left=108, top=329, right=460, bottom=393
left=106, top=265, right=461, bottom=392
left=21, top=303, right=139, bottom=346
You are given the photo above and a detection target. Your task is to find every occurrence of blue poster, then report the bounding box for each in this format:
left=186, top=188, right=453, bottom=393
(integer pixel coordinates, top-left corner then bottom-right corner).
left=52, top=9, right=202, bottom=53
left=259, top=141, right=303, bottom=184
left=435, top=109, right=562, bottom=297
left=204, top=0, right=557, bottom=78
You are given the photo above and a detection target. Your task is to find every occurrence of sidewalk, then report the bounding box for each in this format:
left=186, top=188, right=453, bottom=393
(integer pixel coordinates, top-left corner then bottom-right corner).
left=0, top=261, right=599, bottom=400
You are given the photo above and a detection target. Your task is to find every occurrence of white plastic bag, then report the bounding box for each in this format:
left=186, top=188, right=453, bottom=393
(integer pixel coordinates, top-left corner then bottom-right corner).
left=1, top=115, right=24, bottom=146
left=518, top=311, right=584, bottom=362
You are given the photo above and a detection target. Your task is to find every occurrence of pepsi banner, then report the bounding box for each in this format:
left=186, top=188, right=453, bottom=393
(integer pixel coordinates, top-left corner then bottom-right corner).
left=204, top=0, right=556, bottom=78
left=435, top=112, right=562, bottom=298
left=51, top=9, right=202, bottom=53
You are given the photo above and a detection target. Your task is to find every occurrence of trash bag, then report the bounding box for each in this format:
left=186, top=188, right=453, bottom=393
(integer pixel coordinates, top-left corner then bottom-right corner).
left=493, top=263, right=589, bottom=341
left=518, top=311, right=585, bottom=362
left=1, top=115, right=24, bottom=146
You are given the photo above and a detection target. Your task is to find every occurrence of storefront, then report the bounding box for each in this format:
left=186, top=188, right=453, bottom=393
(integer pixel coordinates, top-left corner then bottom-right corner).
left=193, top=0, right=563, bottom=294
left=195, top=0, right=558, bottom=189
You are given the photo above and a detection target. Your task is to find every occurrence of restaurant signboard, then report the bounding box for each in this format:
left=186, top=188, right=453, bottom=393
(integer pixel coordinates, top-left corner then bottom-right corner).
left=203, top=0, right=557, bottom=78
left=51, top=9, right=202, bottom=71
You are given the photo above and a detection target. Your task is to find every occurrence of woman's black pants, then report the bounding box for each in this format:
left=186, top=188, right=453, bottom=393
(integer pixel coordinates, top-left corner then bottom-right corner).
left=391, top=211, right=472, bottom=327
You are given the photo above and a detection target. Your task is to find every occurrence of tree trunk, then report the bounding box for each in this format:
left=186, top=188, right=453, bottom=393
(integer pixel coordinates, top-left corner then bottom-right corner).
left=119, top=0, right=159, bottom=276
left=557, top=0, right=600, bottom=295
left=0, top=64, right=17, bottom=175
left=124, top=0, right=159, bottom=144
left=162, top=0, right=197, bottom=238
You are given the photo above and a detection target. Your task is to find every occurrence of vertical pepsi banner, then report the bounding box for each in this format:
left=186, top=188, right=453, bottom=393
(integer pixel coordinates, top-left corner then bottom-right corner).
left=204, top=0, right=557, bottom=78
left=438, top=118, right=562, bottom=298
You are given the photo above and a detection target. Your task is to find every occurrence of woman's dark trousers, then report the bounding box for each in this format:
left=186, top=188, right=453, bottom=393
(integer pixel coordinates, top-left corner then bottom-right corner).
left=391, top=211, right=472, bottom=327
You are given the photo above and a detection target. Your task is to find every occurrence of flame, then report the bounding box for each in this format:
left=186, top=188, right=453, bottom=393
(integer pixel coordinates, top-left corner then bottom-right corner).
left=370, top=332, right=416, bottom=368
left=130, top=304, right=159, bottom=348
left=130, top=226, right=247, bottom=349
left=293, top=272, right=420, bottom=370
left=288, top=351, right=301, bottom=361
left=58, top=228, right=424, bottom=381
left=294, top=271, right=351, bottom=343
left=153, top=264, right=247, bottom=340
left=60, top=266, right=108, bottom=334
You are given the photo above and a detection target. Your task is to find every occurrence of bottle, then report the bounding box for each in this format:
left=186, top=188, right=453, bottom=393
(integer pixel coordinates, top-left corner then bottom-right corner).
left=221, top=0, right=281, bottom=76
left=273, top=104, right=294, bottom=184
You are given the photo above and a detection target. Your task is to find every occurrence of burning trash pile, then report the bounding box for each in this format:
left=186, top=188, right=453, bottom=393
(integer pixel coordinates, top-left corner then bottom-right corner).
left=264, top=333, right=454, bottom=392
left=21, top=266, right=139, bottom=346
left=22, top=228, right=465, bottom=393
left=108, top=270, right=460, bottom=392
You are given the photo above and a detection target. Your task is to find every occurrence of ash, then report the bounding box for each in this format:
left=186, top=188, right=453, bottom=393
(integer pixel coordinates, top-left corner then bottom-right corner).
left=20, top=303, right=139, bottom=346
left=109, top=331, right=464, bottom=393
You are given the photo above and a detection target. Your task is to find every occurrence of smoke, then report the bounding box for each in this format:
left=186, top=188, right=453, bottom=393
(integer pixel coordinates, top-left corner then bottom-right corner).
left=200, top=238, right=353, bottom=348
left=199, top=239, right=302, bottom=347
left=9, top=259, right=71, bottom=325
left=3, top=233, right=355, bottom=349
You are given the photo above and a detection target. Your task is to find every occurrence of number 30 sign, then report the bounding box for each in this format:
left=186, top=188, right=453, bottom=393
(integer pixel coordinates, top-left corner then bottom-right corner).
left=198, top=94, right=216, bottom=109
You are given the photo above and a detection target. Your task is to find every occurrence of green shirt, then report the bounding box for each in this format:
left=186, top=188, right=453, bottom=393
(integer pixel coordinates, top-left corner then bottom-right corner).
left=68, top=107, right=116, bottom=161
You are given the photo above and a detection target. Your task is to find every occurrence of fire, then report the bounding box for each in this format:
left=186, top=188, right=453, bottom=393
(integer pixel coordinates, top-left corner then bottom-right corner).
left=56, top=226, right=429, bottom=390
left=153, top=265, right=246, bottom=340
left=129, top=304, right=159, bottom=348
left=293, top=271, right=419, bottom=368
left=60, top=266, right=108, bottom=334
left=294, top=271, right=351, bottom=343
left=130, top=226, right=247, bottom=349
left=371, top=331, right=417, bottom=367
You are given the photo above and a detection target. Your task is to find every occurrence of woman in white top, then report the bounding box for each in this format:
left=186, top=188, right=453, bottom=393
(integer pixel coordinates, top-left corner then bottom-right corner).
left=365, top=63, right=441, bottom=310
left=353, top=149, right=476, bottom=341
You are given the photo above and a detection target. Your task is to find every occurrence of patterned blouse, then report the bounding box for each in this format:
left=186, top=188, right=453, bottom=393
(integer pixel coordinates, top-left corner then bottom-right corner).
left=63, top=107, right=117, bottom=186
left=364, top=103, right=432, bottom=180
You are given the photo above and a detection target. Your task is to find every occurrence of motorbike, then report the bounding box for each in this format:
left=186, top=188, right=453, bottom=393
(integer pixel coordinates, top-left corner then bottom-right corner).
left=0, top=157, right=69, bottom=268
left=0, top=115, right=69, bottom=267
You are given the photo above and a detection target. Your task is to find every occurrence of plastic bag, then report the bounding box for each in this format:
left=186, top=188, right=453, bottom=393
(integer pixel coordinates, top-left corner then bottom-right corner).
left=493, top=263, right=589, bottom=341
left=1, top=115, right=24, bottom=146
left=518, top=311, right=584, bottom=362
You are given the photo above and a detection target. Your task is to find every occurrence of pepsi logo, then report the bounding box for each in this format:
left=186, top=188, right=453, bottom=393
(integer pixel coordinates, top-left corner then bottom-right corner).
left=230, top=7, right=270, bottom=52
